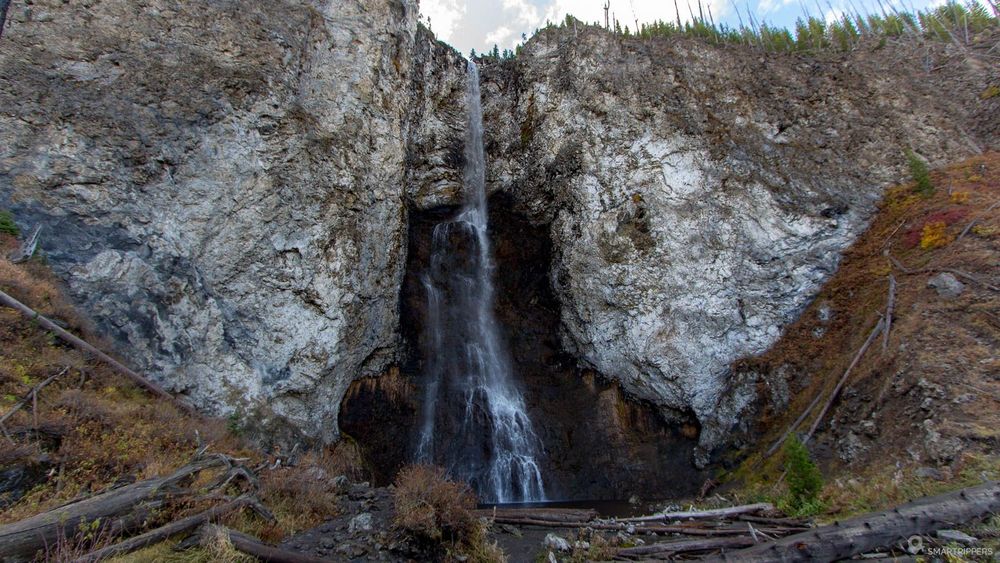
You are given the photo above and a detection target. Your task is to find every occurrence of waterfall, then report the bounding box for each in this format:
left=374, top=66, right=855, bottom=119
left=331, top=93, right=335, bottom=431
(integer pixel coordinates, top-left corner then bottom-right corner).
left=414, top=61, right=546, bottom=503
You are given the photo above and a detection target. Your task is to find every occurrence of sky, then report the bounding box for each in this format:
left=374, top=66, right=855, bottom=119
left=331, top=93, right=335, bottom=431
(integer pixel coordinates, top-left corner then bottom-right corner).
left=419, top=0, right=952, bottom=54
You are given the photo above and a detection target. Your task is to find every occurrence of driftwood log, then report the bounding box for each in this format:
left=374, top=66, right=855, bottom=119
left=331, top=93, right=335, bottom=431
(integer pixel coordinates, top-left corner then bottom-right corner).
left=195, top=524, right=329, bottom=563
left=619, top=502, right=774, bottom=523
left=719, top=480, right=1000, bottom=562
left=0, top=288, right=193, bottom=414
left=0, top=455, right=230, bottom=561
left=474, top=507, right=598, bottom=523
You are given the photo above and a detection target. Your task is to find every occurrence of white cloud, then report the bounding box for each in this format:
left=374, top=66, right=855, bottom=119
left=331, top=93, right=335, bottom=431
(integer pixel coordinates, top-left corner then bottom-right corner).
left=420, top=0, right=466, bottom=41
left=824, top=6, right=845, bottom=22
left=485, top=25, right=515, bottom=46
left=758, top=0, right=797, bottom=15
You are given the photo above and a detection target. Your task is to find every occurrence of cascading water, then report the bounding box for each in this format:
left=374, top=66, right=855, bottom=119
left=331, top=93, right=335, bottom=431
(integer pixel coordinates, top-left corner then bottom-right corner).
left=414, top=61, right=546, bottom=503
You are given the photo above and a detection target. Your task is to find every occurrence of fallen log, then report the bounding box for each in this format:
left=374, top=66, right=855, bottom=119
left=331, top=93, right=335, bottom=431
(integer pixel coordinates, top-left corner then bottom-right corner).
left=0, top=455, right=227, bottom=561
left=196, top=524, right=329, bottom=563
left=718, top=480, right=1000, bottom=562
left=474, top=507, right=598, bottom=523
left=885, top=250, right=999, bottom=292
left=882, top=274, right=896, bottom=352
left=489, top=518, right=783, bottom=537
left=72, top=494, right=273, bottom=562
left=737, top=514, right=811, bottom=528
left=803, top=318, right=884, bottom=443
left=618, top=503, right=774, bottom=523
left=0, top=288, right=194, bottom=414
left=615, top=536, right=756, bottom=559
left=9, top=225, right=41, bottom=264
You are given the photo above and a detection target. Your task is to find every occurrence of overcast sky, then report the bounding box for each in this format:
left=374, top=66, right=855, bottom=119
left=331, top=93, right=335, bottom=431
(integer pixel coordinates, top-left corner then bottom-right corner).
left=420, top=0, right=950, bottom=54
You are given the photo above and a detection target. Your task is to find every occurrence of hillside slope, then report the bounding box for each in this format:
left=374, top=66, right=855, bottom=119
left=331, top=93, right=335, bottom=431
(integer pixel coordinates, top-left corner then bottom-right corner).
left=733, top=152, right=1000, bottom=517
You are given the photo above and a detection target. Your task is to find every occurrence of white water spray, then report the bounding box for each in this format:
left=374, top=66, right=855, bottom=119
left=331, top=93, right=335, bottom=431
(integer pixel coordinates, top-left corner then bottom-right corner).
left=415, top=61, right=546, bottom=503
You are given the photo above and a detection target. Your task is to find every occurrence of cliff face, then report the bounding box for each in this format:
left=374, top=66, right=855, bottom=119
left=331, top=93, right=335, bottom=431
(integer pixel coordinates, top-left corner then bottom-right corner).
left=479, top=25, right=995, bottom=462
left=0, top=0, right=466, bottom=440
left=1, top=0, right=995, bottom=465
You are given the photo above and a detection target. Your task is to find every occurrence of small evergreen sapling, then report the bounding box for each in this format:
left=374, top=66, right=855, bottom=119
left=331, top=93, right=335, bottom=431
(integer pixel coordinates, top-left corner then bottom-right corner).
left=783, top=435, right=824, bottom=515
left=906, top=149, right=934, bottom=197
left=0, top=210, right=18, bottom=237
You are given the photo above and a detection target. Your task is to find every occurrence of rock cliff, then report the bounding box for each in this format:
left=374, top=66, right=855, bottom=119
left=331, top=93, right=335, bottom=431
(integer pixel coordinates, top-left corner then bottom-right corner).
left=0, top=0, right=466, bottom=441
left=1, top=1, right=995, bottom=467
left=479, top=24, right=995, bottom=462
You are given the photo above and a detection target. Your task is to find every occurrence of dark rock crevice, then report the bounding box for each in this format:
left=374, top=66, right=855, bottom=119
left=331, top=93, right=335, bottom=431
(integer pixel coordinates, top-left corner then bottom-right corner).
left=340, top=192, right=705, bottom=500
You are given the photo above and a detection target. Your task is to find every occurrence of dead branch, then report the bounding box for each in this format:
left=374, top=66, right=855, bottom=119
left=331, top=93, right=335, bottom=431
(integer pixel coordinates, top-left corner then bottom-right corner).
left=194, top=524, right=329, bottom=563
left=615, top=536, right=756, bottom=558
left=474, top=507, right=597, bottom=523
left=722, top=480, right=1000, bottom=562
left=761, top=391, right=824, bottom=462
left=882, top=275, right=896, bottom=352
left=957, top=200, right=1000, bottom=241
left=0, top=366, right=69, bottom=430
left=0, top=288, right=195, bottom=414
left=803, top=318, right=884, bottom=444
left=884, top=250, right=999, bottom=291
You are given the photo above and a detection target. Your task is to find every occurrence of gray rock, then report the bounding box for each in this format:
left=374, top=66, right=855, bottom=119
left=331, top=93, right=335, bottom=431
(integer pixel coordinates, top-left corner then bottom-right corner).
left=915, top=466, right=944, bottom=480
left=544, top=533, right=571, bottom=552
left=348, top=513, right=374, bottom=533
left=927, top=272, right=965, bottom=299
left=332, top=475, right=349, bottom=488
left=936, top=529, right=977, bottom=545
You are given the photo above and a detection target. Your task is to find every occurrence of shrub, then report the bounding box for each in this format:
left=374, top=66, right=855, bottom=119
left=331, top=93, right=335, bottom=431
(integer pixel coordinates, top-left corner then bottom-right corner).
left=783, top=435, right=823, bottom=515
left=0, top=210, right=18, bottom=237
left=393, top=465, right=477, bottom=543
left=919, top=221, right=952, bottom=249
left=906, top=150, right=934, bottom=197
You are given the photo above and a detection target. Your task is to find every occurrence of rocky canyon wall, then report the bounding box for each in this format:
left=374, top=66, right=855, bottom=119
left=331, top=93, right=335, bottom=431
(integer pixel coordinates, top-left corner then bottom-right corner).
left=0, top=0, right=466, bottom=441
left=1, top=0, right=996, bottom=466
left=479, top=24, right=996, bottom=463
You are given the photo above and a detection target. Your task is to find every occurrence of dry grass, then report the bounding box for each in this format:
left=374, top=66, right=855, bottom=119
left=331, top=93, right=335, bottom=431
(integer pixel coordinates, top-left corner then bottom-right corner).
left=0, top=242, right=359, bottom=555
left=727, top=152, right=1000, bottom=520
left=393, top=465, right=477, bottom=542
